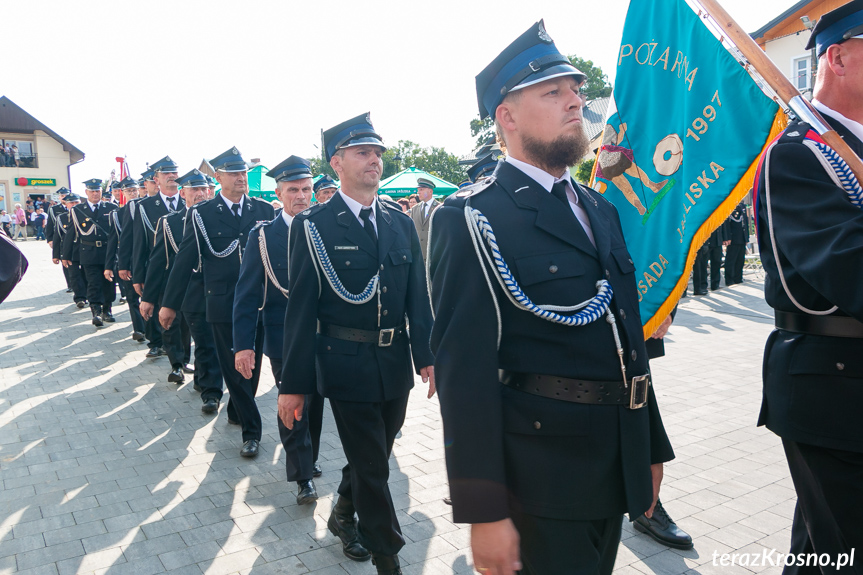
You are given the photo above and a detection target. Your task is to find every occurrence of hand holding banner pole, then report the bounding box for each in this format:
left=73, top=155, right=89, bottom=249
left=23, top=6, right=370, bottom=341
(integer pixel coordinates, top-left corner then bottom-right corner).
left=696, top=0, right=863, bottom=183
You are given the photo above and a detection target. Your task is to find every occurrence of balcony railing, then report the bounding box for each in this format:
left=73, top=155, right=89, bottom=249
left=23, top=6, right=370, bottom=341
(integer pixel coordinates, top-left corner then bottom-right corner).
left=0, top=152, right=37, bottom=168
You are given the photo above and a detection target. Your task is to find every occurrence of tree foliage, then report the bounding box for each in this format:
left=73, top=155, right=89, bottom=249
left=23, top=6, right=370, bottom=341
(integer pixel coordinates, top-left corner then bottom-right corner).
left=467, top=55, right=612, bottom=149
left=574, top=158, right=595, bottom=184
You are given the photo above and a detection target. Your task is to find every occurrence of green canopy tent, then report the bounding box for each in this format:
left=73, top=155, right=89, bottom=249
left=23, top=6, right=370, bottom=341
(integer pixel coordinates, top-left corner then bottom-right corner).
left=377, top=166, right=458, bottom=199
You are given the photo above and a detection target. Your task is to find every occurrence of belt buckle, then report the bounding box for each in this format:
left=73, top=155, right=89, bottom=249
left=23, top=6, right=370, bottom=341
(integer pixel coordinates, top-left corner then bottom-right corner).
left=629, top=375, right=650, bottom=409
left=95, top=241, right=102, bottom=248
left=378, top=328, right=395, bottom=347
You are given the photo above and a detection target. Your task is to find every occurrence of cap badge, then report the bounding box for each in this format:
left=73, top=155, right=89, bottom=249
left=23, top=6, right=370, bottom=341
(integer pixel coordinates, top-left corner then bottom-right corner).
left=231, top=147, right=239, bottom=155
left=537, top=21, right=552, bottom=43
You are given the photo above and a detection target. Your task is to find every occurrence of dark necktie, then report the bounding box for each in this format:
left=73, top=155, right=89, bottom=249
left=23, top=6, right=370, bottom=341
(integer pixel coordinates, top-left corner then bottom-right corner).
left=91, top=203, right=99, bottom=218
left=551, top=181, right=570, bottom=208
left=360, top=207, right=377, bottom=244
left=231, top=203, right=240, bottom=222
left=167, top=196, right=176, bottom=212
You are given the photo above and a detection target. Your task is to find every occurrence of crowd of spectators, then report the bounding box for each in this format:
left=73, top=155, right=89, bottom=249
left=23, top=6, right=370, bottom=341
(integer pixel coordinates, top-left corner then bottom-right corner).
left=6, top=197, right=56, bottom=241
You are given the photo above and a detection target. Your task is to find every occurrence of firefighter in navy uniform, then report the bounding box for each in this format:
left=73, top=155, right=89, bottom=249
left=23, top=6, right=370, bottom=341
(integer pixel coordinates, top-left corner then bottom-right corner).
left=160, top=147, right=274, bottom=458
left=133, top=158, right=186, bottom=359
left=427, top=22, right=673, bottom=575
left=724, top=202, right=749, bottom=286
left=61, top=179, right=119, bottom=326
left=141, top=170, right=208, bottom=385
left=313, top=174, right=338, bottom=204
left=233, top=155, right=325, bottom=506
left=278, top=114, right=435, bottom=575
left=53, top=193, right=88, bottom=307
left=46, top=187, right=72, bottom=292
left=104, top=177, right=147, bottom=342
left=756, top=4, right=863, bottom=573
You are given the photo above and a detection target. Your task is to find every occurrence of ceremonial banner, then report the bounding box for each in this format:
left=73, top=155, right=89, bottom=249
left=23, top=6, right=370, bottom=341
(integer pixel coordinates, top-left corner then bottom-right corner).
left=591, top=0, right=786, bottom=337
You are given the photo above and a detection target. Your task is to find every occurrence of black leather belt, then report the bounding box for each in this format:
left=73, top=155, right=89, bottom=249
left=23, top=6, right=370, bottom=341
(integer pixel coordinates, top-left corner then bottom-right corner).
left=318, top=322, right=405, bottom=347
left=499, top=370, right=650, bottom=409
left=775, top=310, right=863, bottom=339
left=80, top=240, right=103, bottom=247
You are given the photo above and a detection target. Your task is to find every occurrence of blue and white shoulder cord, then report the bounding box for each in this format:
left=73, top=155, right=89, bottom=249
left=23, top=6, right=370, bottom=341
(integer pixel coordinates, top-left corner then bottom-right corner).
left=461, top=204, right=628, bottom=386
left=258, top=228, right=290, bottom=308
left=304, top=219, right=383, bottom=326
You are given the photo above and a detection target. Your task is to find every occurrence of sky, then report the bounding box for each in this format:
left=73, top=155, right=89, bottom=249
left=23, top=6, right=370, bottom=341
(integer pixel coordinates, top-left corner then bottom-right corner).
left=3, top=0, right=799, bottom=191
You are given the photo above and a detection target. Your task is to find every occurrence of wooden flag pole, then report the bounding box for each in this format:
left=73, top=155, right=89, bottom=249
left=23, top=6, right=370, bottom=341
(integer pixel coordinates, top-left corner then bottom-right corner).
left=697, top=0, right=863, bottom=183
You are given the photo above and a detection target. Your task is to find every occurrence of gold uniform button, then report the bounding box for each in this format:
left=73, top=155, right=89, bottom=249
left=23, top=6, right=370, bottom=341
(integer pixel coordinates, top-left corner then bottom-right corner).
left=631, top=350, right=637, bottom=361
left=382, top=286, right=387, bottom=293
left=346, top=261, right=351, bottom=266
left=605, top=269, right=611, bottom=278
left=327, top=346, right=332, bottom=351
left=533, top=421, right=541, bottom=430
left=837, top=363, right=845, bottom=371
left=549, top=265, right=558, bottom=274
left=620, top=309, right=626, bottom=320
left=402, top=255, right=407, bottom=260
left=383, top=310, right=388, bottom=316
left=380, top=264, right=384, bottom=270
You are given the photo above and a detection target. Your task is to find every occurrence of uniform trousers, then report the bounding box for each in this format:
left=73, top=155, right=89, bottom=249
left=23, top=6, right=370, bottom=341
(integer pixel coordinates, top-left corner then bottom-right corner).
left=331, top=394, right=409, bottom=557
left=162, top=313, right=191, bottom=369
left=144, top=310, right=164, bottom=349
left=211, top=322, right=263, bottom=442
left=511, top=511, right=623, bottom=575
left=120, top=278, right=145, bottom=334
left=724, top=244, right=746, bottom=285
left=62, top=264, right=72, bottom=290
left=67, top=262, right=88, bottom=303
left=270, top=356, right=325, bottom=482
left=184, top=311, right=227, bottom=407
left=82, top=264, right=115, bottom=309
left=782, top=439, right=863, bottom=575
left=707, top=245, right=724, bottom=290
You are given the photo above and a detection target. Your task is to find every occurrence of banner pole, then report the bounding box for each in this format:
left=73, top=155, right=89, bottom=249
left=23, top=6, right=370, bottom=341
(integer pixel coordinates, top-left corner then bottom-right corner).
left=696, top=0, right=863, bottom=182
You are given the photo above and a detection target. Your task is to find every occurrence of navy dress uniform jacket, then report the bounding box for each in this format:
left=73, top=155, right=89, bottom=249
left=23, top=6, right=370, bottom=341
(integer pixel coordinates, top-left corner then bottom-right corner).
left=756, top=115, right=863, bottom=454
left=233, top=215, right=290, bottom=359
left=280, top=193, right=434, bottom=402
left=61, top=201, right=118, bottom=266
left=109, top=198, right=141, bottom=272
left=132, top=195, right=184, bottom=285
left=427, top=161, right=674, bottom=524
left=52, top=212, right=75, bottom=260
left=45, top=204, right=66, bottom=245
left=143, top=209, right=187, bottom=305
left=162, top=195, right=274, bottom=322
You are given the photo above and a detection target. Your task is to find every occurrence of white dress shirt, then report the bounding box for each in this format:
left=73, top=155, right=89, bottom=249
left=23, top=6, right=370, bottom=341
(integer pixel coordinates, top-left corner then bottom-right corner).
left=221, top=194, right=244, bottom=217
left=281, top=210, right=294, bottom=228
left=421, top=199, right=435, bottom=219
left=505, top=155, right=596, bottom=248
left=160, top=192, right=180, bottom=212
left=338, top=190, right=377, bottom=234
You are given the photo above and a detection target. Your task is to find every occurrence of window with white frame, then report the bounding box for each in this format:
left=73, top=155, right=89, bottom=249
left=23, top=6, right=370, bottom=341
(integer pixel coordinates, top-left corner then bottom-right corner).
left=793, top=55, right=812, bottom=91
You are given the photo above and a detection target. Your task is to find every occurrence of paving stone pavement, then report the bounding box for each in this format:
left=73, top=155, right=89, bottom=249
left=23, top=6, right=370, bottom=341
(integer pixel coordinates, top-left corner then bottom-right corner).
left=1, top=239, right=793, bottom=575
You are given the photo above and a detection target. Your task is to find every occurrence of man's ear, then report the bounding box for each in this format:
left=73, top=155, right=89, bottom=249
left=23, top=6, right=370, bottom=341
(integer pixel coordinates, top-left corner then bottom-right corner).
left=330, top=155, right=341, bottom=176
left=825, top=44, right=847, bottom=76
left=496, top=102, right=517, bottom=135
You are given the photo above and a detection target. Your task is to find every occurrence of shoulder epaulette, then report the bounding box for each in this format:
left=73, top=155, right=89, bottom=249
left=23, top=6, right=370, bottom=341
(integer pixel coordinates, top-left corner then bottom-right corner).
left=297, top=202, right=328, bottom=219
left=454, top=176, right=496, bottom=199
left=778, top=120, right=813, bottom=145
left=252, top=218, right=274, bottom=231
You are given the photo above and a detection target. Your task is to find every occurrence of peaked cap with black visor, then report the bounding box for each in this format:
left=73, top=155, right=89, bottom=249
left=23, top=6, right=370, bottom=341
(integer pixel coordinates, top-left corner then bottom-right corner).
left=805, top=0, right=863, bottom=57
left=476, top=20, right=586, bottom=120
left=321, top=112, right=386, bottom=163
left=267, top=155, right=313, bottom=183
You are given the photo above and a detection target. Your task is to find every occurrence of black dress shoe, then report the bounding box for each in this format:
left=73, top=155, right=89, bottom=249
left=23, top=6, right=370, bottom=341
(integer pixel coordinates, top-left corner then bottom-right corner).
left=240, top=440, right=259, bottom=458
left=66, top=287, right=74, bottom=293
left=131, top=331, right=145, bottom=342
left=328, top=498, right=370, bottom=561
left=92, top=314, right=103, bottom=327
left=633, top=499, right=693, bottom=550
left=296, top=479, right=318, bottom=505
left=101, top=310, right=115, bottom=323
left=182, top=363, right=195, bottom=374
left=168, top=367, right=184, bottom=383
left=443, top=497, right=452, bottom=505
left=118, top=297, right=126, bottom=304
left=202, top=398, right=218, bottom=414
left=193, top=383, right=202, bottom=392
left=371, top=554, right=402, bottom=575
left=145, top=347, right=164, bottom=358
left=76, top=301, right=87, bottom=309
left=227, top=418, right=240, bottom=425
left=693, top=290, right=708, bottom=296
left=313, top=462, right=322, bottom=478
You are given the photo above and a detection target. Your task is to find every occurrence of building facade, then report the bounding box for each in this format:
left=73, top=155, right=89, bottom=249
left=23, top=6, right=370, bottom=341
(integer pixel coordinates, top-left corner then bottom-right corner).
left=0, top=96, right=84, bottom=212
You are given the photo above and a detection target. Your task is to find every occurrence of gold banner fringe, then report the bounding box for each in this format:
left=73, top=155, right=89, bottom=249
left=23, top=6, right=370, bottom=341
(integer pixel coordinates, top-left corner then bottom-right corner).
left=640, top=108, right=788, bottom=339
